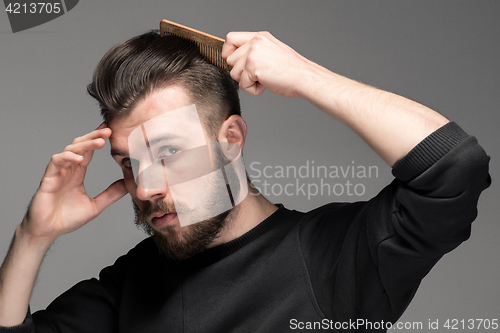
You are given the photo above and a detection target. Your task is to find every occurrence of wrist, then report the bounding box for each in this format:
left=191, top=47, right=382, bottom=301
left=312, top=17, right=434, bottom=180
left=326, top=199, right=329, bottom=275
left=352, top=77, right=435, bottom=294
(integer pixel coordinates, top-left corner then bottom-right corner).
left=0, top=224, right=51, bottom=328
left=294, top=61, right=350, bottom=102
left=15, top=223, right=55, bottom=254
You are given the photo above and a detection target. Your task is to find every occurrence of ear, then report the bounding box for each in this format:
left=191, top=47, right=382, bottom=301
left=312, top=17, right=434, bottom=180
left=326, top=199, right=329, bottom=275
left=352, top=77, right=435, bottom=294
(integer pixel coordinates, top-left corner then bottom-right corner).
left=217, top=115, right=247, bottom=151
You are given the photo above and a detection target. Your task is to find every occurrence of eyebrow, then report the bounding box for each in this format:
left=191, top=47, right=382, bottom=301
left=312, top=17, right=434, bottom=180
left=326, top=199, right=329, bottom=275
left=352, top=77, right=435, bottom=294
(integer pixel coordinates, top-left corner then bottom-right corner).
left=147, top=133, right=182, bottom=148
left=110, top=133, right=183, bottom=158
left=111, top=148, right=128, bottom=158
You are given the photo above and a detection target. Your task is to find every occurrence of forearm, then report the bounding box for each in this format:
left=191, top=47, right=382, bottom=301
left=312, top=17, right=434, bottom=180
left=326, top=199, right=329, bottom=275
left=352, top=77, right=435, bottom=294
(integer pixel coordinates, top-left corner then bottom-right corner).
left=222, top=31, right=448, bottom=165
left=0, top=224, right=52, bottom=327
left=297, top=62, right=449, bottom=166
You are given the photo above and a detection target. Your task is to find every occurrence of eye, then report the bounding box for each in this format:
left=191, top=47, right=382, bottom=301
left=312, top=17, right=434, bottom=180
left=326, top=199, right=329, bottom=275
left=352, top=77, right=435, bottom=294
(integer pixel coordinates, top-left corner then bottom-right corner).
left=121, top=158, right=132, bottom=169
left=157, top=146, right=180, bottom=159
left=121, top=158, right=139, bottom=170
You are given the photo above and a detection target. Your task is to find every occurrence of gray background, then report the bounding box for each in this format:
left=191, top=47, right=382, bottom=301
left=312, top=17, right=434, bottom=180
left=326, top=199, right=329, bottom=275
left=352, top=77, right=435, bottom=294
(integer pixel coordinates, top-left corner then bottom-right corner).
left=1, top=0, right=498, bottom=330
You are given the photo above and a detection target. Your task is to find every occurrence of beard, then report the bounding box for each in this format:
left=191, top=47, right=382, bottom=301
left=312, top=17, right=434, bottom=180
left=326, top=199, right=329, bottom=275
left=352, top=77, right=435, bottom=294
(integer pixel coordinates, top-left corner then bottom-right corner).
left=132, top=142, right=243, bottom=261
left=133, top=199, right=234, bottom=261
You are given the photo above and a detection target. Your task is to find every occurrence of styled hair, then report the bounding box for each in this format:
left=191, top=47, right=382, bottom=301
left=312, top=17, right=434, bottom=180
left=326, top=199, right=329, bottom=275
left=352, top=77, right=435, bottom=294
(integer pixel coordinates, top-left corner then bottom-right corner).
left=87, top=30, right=240, bottom=139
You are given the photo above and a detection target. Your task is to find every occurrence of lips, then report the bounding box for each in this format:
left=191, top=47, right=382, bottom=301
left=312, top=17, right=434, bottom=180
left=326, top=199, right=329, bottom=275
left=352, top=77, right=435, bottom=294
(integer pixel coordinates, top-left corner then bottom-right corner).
left=151, top=212, right=178, bottom=228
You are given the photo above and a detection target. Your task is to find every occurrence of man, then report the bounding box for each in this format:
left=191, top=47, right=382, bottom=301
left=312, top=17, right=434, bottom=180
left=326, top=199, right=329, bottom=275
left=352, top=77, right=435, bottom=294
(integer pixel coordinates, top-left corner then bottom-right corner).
left=0, top=29, right=490, bottom=332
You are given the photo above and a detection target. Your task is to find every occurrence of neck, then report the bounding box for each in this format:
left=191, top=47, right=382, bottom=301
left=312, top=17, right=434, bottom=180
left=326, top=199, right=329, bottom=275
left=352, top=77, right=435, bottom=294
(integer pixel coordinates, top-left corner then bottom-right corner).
left=209, top=185, right=277, bottom=247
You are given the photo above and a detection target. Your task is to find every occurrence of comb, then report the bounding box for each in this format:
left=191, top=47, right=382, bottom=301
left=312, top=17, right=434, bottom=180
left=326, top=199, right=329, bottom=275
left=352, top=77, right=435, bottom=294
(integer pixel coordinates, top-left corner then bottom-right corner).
left=160, top=19, right=231, bottom=71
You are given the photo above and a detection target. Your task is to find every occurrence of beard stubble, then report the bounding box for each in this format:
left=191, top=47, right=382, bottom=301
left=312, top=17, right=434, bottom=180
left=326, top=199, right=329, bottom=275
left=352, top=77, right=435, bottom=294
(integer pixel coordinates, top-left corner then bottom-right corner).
left=133, top=199, right=232, bottom=261
left=133, top=142, right=242, bottom=261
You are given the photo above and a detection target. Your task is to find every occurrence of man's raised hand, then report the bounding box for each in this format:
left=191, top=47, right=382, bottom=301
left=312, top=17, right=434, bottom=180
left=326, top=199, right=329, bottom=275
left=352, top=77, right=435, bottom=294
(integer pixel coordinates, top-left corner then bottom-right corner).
left=19, top=123, right=128, bottom=244
left=222, top=31, right=318, bottom=98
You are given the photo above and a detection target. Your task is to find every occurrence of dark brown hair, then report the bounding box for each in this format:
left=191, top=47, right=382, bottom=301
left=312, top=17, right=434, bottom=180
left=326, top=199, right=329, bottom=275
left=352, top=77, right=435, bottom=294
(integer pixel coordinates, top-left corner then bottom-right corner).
left=87, top=30, right=240, bottom=139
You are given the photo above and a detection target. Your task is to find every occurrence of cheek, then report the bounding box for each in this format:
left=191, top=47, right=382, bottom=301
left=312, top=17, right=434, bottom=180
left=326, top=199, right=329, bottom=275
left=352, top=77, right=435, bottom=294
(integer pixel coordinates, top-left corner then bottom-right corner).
left=123, top=173, right=138, bottom=197
left=125, top=179, right=145, bottom=213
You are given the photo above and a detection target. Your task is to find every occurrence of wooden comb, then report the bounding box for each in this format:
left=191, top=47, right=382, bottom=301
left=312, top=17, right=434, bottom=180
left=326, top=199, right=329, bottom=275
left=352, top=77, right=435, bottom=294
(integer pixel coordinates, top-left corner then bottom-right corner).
left=160, top=19, right=231, bottom=71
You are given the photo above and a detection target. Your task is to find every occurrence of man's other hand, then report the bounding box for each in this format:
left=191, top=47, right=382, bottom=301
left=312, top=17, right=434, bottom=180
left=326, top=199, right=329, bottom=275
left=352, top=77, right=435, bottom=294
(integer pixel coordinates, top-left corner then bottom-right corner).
left=19, top=123, right=128, bottom=244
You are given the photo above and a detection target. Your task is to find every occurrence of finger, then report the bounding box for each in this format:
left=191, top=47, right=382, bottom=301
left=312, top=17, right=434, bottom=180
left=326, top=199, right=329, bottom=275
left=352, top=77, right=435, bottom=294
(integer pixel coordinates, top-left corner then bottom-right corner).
left=229, top=49, right=265, bottom=96
left=64, top=138, right=106, bottom=156
left=225, top=39, right=252, bottom=68
left=95, top=122, right=108, bottom=130
left=73, top=127, right=111, bottom=144
left=238, top=70, right=258, bottom=92
left=229, top=55, right=246, bottom=83
left=91, top=179, right=128, bottom=216
left=60, top=138, right=106, bottom=170
left=79, top=149, right=96, bottom=168
left=222, top=31, right=259, bottom=60
left=45, top=151, right=84, bottom=178
left=240, top=77, right=266, bottom=96
left=239, top=70, right=266, bottom=96
left=228, top=41, right=256, bottom=82
left=253, top=82, right=266, bottom=96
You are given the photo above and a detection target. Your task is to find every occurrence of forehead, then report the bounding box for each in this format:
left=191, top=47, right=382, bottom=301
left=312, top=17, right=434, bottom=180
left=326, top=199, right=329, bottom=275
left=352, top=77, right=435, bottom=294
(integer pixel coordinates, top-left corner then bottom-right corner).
left=109, top=86, right=207, bottom=153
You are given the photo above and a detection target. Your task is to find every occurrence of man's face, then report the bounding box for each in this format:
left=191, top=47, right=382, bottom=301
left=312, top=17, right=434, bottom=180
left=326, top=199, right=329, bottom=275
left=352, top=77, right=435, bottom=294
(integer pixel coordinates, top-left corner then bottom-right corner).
left=108, top=85, right=245, bottom=260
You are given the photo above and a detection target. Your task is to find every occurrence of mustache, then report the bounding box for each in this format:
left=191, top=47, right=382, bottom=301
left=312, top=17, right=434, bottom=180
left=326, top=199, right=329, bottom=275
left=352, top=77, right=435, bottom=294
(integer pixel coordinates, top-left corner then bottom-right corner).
left=135, top=199, right=191, bottom=225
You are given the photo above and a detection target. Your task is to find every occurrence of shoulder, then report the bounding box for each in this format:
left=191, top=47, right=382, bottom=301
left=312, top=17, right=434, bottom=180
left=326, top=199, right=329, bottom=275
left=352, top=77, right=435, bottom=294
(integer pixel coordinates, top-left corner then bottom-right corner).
left=295, top=201, right=368, bottom=229
left=122, top=237, right=160, bottom=262
left=103, top=237, right=159, bottom=272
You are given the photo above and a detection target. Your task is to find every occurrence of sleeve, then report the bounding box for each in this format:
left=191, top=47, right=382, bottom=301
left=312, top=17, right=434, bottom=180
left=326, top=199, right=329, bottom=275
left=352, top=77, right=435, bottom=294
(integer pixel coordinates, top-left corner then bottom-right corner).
left=0, top=250, right=130, bottom=333
left=0, top=308, right=34, bottom=333
left=369, top=122, right=491, bottom=315
left=298, top=121, right=491, bottom=326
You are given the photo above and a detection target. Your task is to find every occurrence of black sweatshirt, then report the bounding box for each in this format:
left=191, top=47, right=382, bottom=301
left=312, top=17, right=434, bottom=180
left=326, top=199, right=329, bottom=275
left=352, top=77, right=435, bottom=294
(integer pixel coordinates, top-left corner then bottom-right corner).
left=1, top=122, right=491, bottom=332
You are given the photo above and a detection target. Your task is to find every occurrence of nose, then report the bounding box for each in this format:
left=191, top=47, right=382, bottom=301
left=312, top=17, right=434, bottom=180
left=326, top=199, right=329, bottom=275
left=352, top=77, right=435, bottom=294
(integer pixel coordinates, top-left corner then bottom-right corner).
left=133, top=160, right=170, bottom=201
left=135, top=185, right=168, bottom=202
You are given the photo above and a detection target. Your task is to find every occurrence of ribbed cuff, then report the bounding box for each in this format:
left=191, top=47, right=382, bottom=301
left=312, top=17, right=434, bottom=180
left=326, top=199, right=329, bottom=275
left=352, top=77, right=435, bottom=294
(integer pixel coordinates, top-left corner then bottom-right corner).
left=392, top=121, right=469, bottom=181
left=0, top=307, right=33, bottom=333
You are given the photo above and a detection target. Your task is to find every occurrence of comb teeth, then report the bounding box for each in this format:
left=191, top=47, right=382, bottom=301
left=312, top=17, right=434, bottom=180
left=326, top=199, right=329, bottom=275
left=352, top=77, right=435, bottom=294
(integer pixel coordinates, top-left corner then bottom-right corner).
left=160, top=19, right=231, bottom=71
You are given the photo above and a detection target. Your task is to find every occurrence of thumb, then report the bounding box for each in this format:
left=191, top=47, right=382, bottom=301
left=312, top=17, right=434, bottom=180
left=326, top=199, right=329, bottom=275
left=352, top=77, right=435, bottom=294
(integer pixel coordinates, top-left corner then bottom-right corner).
left=92, top=179, right=128, bottom=216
